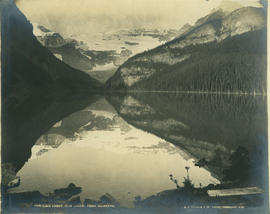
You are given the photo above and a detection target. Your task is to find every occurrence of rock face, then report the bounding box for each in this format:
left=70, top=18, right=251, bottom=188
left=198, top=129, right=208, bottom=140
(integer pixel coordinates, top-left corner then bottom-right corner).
left=39, top=32, right=66, bottom=48
left=220, top=7, right=266, bottom=38
left=106, top=7, right=266, bottom=92
left=33, top=24, right=96, bottom=73
left=177, top=24, right=193, bottom=38
left=33, top=25, right=138, bottom=83
left=1, top=3, right=102, bottom=173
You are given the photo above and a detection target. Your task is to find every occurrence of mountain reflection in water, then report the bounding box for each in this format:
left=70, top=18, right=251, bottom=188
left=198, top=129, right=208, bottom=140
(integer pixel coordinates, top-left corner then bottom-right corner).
left=107, top=93, right=267, bottom=187
left=8, top=93, right=267, bottom=208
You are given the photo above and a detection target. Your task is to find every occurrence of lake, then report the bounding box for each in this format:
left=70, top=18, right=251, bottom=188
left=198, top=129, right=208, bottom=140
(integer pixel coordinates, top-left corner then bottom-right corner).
left=8, top=93, right=268, bottom=208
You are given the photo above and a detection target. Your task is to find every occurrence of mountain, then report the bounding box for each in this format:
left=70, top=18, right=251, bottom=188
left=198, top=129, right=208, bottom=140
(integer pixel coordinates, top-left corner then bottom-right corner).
left=174, top=1, right=244, bottom=41
left=33, top=25, right=181, bottom=83
left=1, top=2, right=102, bottom=175
left=214, top=0, right=243, bottom=14
left=33, top=24, right=139, bottom=83
left=33, top=24, right=96, bottom=73
left=106, top=7, right=267, bottom=93
left=177, top=24, right=193, bottom=38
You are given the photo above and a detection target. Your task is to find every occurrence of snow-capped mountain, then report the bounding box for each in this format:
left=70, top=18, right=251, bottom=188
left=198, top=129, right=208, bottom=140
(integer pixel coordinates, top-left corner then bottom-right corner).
left=170, top=7, right=265, bottom=49
left=106, top=6, right=266, bottom=92
left=32, top=24, right=180, bottom=83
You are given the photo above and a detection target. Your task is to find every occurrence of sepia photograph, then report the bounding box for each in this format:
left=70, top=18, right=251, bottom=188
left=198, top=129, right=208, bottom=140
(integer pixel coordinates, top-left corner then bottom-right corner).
left=0, top=0, right=268, bottom=213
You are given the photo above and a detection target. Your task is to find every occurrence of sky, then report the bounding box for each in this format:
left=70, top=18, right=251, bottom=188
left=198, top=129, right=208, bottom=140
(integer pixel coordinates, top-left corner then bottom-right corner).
left=15, top=0, right=263, bottom=36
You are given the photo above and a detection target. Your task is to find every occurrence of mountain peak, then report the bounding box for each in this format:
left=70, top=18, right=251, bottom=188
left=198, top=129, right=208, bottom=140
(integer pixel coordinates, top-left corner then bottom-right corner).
left=195, top=9, right=226, bottom=27
left=213, top=0, right=243, bottom=14
left=106, top=4, right=266, bottom=90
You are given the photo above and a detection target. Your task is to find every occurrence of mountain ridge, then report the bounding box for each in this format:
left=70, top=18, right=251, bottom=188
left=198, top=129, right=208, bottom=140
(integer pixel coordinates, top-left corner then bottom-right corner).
left=106, top=7, right=266, bottom=92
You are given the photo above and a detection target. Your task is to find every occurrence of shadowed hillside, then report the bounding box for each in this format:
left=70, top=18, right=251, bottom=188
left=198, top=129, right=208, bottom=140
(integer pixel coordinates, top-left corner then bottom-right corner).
left=1, top=2, right=103, bottom=173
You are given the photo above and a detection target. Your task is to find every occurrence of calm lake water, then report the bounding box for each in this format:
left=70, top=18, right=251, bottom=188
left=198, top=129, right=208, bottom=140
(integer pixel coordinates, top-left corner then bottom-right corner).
left=8, top=93, right=267, bottom=208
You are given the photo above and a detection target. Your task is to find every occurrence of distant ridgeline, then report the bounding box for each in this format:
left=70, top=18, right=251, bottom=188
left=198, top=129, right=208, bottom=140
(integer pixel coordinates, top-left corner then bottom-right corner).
left=106, top=7, right=267, bottom=93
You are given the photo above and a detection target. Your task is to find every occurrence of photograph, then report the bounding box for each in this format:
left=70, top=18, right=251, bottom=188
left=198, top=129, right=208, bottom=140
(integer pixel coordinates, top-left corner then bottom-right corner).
left=1, top=0, right=268, bottom=213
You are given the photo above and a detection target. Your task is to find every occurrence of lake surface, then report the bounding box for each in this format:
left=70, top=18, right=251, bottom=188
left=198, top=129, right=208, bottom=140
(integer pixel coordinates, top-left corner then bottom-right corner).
left=8, top=93, right=268, bottom=208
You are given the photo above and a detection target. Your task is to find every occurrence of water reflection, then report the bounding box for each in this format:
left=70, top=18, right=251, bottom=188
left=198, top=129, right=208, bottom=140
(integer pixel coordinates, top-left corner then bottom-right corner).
left=107, top=93, right=268, bottom=187
left=8, top=97, right=220, bottom=208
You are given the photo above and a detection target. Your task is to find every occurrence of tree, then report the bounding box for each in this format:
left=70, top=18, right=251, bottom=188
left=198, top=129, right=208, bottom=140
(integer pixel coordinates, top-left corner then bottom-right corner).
left=223, top=146, right=251, bottom=185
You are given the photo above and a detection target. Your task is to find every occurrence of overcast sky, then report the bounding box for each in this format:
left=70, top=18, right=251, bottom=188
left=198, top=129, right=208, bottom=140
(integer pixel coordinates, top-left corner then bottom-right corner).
left=16, top=0, right=262, bottom=36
